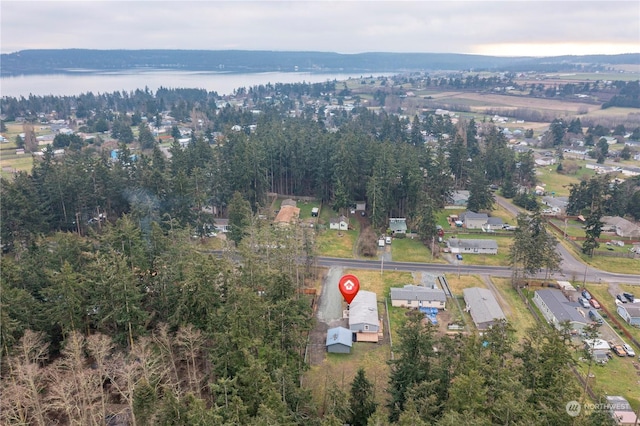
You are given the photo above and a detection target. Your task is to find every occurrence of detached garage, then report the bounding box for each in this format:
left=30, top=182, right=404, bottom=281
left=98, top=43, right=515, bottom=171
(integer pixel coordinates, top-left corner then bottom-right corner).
left=326, top=327, right=353, bottom=354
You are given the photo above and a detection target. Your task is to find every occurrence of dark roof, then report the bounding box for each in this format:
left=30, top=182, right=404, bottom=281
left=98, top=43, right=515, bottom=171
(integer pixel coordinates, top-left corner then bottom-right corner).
left=535, top=289, right=587, bottom=324
left=463, top=287, right=505, bottom=325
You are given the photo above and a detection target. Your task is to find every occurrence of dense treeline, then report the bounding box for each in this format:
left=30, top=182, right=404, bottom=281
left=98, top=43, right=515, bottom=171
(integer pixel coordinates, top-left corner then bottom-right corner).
left=6, top=49, right=636, bottom=77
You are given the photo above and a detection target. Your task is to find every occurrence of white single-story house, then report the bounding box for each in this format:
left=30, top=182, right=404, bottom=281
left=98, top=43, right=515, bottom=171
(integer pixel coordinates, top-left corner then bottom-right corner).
left=484, top=217, right=503, bottom=231
left=617, top=302, right=640, bottom=326
left=533, top=289, right=588, bottom=332
left=602, top=216, right=640, bottom=239
left=390, top=285, right=446, bottom=309
left=214, top=218, right=230, bottom=233
left=447, top=238, right=498, bottom=255
left=542, top=196, right=568, bottom=214
left=460, top=211, right=489, bottom=229
left=463, top=287, right=506, bottom=330
left=348, top=290, right=379, bottom=336
left=329, top=215, right=348, bottom=231
left=389, top=218, right=407, bottom=234
left=326, top=326, right=353, bottom=354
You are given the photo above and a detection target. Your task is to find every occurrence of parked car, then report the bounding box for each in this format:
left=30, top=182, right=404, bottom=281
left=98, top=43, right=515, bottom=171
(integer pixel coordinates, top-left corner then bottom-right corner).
left=623, top=292, right=635, bottom=303
left=588, top=309, right=604, bottom=326
left=385, top=236, right=392, bottom=245
left=617, top=294, right=628, bottom=303
left=582, top=290, right=592, bottom=301
left=589, top=298, right=601, bottom=309
left=578, top=297, right=590, bottom=309
left=612, top=345, right=627, bottom=357
left=622, top=344, right=636, bottom=357
left=456, top=254, right=463, bottom=261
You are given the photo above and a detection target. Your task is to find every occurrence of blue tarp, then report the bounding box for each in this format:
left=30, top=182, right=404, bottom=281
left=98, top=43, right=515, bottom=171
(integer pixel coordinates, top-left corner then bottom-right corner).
left=419, top=307, right=438, bottom=325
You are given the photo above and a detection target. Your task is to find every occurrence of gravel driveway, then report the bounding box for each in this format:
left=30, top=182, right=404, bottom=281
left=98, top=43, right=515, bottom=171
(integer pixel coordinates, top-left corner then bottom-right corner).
left=317, top=266, right=346, bottom=325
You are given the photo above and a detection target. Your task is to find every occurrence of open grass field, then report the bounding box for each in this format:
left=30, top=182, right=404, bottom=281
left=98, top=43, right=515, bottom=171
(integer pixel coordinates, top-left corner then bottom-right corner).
left=443, top=274, right=486, bottom=296
left=574, top=355, right=640, bottom=411
left=390, top=237, right=447, bottom=264
left=316, top=228, right=358, bottom=258
left=491, top=278, right=538, bottom=342
left=297, top=200, right=322, bottom=219
left=1, top=152, right=34, bottom=178
left=536, top=165, right=597, bottom=197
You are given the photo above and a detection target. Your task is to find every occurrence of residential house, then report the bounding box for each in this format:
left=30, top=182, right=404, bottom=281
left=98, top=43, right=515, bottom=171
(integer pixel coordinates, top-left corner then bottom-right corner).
left=214, top=218, right=230, bottom=233
left=542, top=196, right=568, bottom=214
left=326, top=326, right=353, bottom=354
left=390, top=285, right=446, bottom=309
left=447, top=238, right=498, bottom=255
left=602, top=216, right=640, bottom=239
left=484, top=217, right=503, bottom=231
left=533, top=289, right=589, bottom=332
left=606, top=396, right=638, bottom=426
left=348, top=290, right=379, bottom=341
left=389, top=218, right=407, bottom=234
left=448, top=190, right=470, bottom=207
left=617, top=302, right=640, bottom=326
left=584, top=339, right=611, bottom=364
left=329, top=215, right=349, bottom=231
left=460, top=211, right=488, bottom=229
left=463, top=287, right=506, bottom=330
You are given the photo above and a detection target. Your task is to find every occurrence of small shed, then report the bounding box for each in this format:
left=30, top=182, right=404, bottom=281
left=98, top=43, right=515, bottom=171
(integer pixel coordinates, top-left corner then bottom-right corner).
left=326, top=326, right=353, bottom=354
left=311, top=207, right=319, bottom=217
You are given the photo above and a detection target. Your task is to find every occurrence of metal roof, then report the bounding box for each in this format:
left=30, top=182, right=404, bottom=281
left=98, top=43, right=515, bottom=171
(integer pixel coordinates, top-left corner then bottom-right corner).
left=535, top=289, right=587, bottom=324
left=463, top=287, right=505, bottom=326
left=390, top=285, right=446, bottom=302
left=448, top=239, right=498, bottom=250
left=349, top=290, right=378, bottom=327
left=326, top=326, right=353, bottom=348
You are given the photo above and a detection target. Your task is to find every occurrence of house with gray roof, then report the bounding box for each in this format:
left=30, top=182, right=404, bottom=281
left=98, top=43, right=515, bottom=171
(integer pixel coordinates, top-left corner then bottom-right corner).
left=389, top=218, right=407, bottom=234
left=390, top=285, right=446, bottom=309
left=447, top=190, right=469, bottom=207
left=602, top=216, right=640, bottom=238
left=460, top=211, right=489, bottom=229
left=617, top=302, right=640, bottom=326
left=533, top=289, right=589, bottom=332
left=463, top=287, right=506, bottom=330
left=326, top=326, right=353, bottom=354
left=447, top=238, right=498, bottom=255
left=484, top=217, right=503, bottom=231
left=348, top=290, right=379, bottom=335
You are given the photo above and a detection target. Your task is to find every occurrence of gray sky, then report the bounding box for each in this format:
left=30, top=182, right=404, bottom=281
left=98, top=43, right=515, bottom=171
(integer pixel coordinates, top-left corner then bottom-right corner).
left=1, top=1, right=639, bottom=57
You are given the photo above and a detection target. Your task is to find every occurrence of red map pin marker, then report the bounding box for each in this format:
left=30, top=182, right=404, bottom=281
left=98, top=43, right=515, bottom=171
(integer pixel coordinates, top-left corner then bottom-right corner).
left=338, top=274, right=360, bottom=304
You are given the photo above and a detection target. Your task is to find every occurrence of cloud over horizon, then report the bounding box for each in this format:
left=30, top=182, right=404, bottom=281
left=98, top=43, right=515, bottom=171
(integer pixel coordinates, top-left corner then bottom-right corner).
left=2, top=1, right=639, bottom=57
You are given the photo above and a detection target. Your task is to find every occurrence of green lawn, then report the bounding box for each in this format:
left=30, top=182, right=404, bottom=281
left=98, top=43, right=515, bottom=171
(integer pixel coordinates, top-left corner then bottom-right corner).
left=491, top=278, right=537, bottom=342
left=297, top=200, right=322, bottom=219
left=446, top=233, right=513, bottom=266
left=574, top=355, right=640, bottom=411
left=391, top=237, right=447, bottom=263
left=315, top=228, right=358, bottom=258
left=536, top=165, right=597, bottom=197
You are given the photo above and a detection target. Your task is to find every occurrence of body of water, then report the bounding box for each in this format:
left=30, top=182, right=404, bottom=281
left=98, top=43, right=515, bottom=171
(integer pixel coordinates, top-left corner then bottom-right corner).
left=0, top=70, right=384, bottom=98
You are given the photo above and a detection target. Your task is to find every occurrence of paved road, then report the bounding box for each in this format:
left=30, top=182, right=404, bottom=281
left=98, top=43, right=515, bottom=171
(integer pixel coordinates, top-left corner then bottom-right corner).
left=315, top=257, right=640, bottom=285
